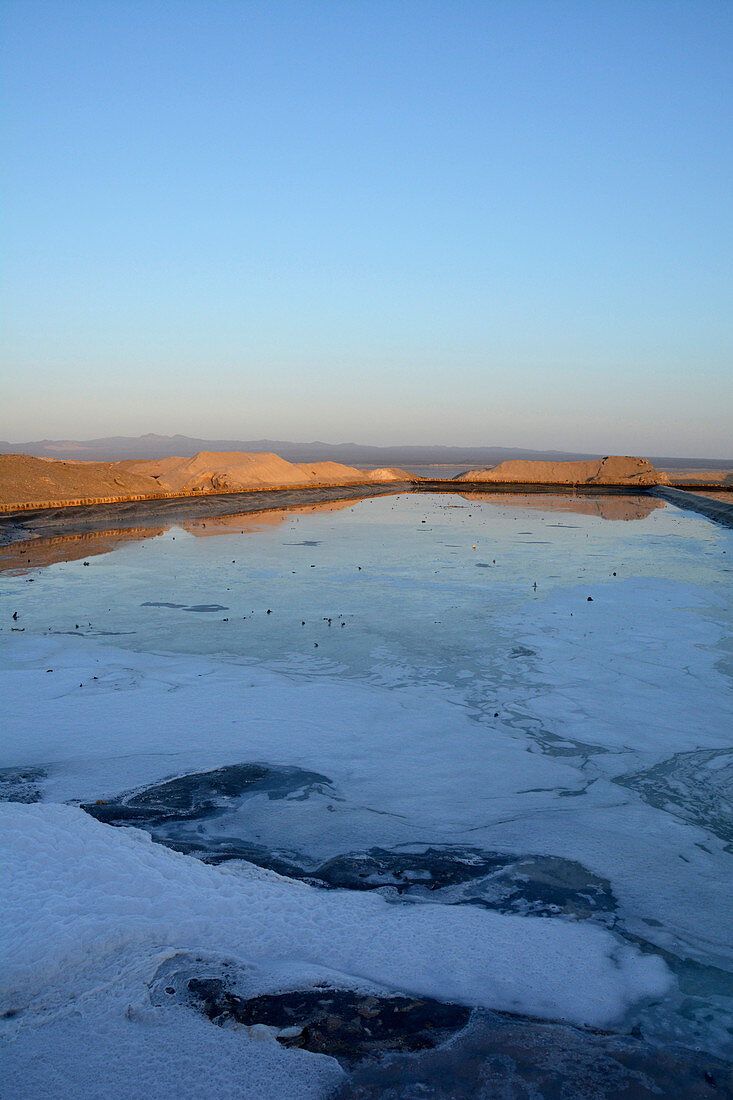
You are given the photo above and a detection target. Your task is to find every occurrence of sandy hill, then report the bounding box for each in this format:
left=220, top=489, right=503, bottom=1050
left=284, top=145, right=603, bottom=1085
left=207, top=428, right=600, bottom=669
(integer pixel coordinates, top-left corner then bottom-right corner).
left=0, top=454, right=161, bottom=507
left=124, top=452, right=410, bottom=494
left=455, top=457, right=668, bottom=486
left=0, top=451, right=413, bottom=508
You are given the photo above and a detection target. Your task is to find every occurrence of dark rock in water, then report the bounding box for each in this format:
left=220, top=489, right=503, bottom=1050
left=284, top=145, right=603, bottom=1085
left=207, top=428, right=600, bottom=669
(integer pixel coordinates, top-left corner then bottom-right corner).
left=183, top=978, right=471, bottom=1066
left=337, top=1013, right=733, bottom=1098
left=0, top=766, right=45, bottom=804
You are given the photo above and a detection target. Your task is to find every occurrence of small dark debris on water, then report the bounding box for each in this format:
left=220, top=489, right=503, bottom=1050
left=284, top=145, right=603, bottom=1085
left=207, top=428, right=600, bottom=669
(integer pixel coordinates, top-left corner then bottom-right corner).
left=12, top=611, right=18, bottom=620
left=587, top=596, right=593, bottom=602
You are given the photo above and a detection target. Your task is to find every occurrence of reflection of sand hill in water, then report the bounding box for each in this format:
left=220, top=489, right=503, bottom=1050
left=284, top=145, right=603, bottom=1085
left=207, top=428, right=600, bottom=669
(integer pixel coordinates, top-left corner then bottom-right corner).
left=180, top=498, right=364, bottom=537
left=457, top=493, right=665, bottom=521
left=456, top=457, right=667, bottom=486
left=0, top=499, right=377, bottom=569
left=0, top=527, right=165, bottom=573
left=122, top=452, right=411, bottom=494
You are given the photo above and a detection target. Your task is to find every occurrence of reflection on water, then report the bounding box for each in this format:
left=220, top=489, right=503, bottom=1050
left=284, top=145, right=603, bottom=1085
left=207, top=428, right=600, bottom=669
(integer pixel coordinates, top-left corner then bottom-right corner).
left=181, top=498, right=361, bottom=538
left=458, top=492, right=665, bottom=521
left=0, top=526, right=165, bottom=573
left=1, top=491, right=665, bottom=574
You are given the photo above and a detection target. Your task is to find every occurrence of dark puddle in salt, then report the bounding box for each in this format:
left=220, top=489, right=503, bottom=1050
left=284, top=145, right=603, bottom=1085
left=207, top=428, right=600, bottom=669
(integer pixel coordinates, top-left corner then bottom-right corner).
left=71, top=763, right=733, bottom=1081
left=337, top=1013, right=732, bottom=1097
left=140, top=601, right=230, bottom=613
left=148, top=954, right=732, bottom=1092
left=82, top=762, right=617, bottom=923
left=141, top=601, right=187, bottom=608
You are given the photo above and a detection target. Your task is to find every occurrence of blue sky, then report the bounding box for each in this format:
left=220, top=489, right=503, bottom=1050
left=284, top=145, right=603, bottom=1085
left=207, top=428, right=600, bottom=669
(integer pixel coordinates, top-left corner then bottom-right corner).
left=3, top=0, right=732, bottom=455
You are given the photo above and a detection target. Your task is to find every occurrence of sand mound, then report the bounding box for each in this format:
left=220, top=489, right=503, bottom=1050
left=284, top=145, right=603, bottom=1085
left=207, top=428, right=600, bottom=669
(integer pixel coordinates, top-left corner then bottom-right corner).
left=455, top=457, right=667, bottom=486
left=0, top=454, right=160, bottom=507
left=293, top=461, right=368, bottom=484
left=0, top=451, right=412, bottom=508
left=366, top=467, right=416, bottom=482
left=151, top=452, right=384, bottom=493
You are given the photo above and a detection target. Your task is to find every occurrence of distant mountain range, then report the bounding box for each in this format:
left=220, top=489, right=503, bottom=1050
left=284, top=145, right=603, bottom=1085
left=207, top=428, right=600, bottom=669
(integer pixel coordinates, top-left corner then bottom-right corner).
left=0, top=433, right=730, bottom=470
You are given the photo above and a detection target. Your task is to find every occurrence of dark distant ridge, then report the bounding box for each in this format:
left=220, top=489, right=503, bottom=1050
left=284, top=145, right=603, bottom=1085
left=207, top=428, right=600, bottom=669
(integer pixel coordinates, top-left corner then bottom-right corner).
left=0, top=434, right=731, bottom=470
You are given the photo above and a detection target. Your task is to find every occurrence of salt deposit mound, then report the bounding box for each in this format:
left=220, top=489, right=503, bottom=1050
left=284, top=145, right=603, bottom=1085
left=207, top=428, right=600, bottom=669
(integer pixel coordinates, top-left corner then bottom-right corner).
left=455, top=457, right=668, bottom=486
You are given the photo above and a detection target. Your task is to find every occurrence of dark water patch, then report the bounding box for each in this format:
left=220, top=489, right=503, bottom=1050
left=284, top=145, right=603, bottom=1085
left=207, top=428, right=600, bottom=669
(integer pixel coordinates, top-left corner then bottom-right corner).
left=49, top=629, right=136, bottom=637
left=337, top=1013, right=733, bottom=1098
left=504, top=711, right=611, bottom=759
left=614, top=749, right=733, bottom=852
left=83, top=762, right=335, bottom=828
left=510, top=646, right=536, bottom=658
left=286, top=540, right=321, bottom=546
left=314, top=847, right=617, bottom=922
left=154, top=964, right=470, bottom=1067
left=81, top=767, right=617, bottom=922
left=141, top=601, right=187, bottom=608
left=0, top=766, right=45, bottom=803
left=182, top=603, right=229, bottom=613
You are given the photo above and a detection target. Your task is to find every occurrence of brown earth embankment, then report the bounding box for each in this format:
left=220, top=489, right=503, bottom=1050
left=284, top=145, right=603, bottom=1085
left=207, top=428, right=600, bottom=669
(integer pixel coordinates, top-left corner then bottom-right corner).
left=0, top=452, right=414, bottom=513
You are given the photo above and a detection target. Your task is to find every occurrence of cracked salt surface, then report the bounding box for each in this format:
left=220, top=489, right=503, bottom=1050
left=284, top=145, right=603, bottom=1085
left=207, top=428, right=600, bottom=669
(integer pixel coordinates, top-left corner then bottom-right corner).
left=1, top=492, right=731, bottom=1095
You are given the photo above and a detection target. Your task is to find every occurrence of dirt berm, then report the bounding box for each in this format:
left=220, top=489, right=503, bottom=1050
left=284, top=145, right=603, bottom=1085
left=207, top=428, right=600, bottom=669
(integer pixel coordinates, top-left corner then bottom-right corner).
left=455, top=456, right=668, bottom=486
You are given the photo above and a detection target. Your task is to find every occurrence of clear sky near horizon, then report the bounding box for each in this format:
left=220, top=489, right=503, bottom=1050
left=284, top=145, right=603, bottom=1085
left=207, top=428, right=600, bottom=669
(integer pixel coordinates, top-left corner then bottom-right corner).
left=2, top=0, right=732, bottom=457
